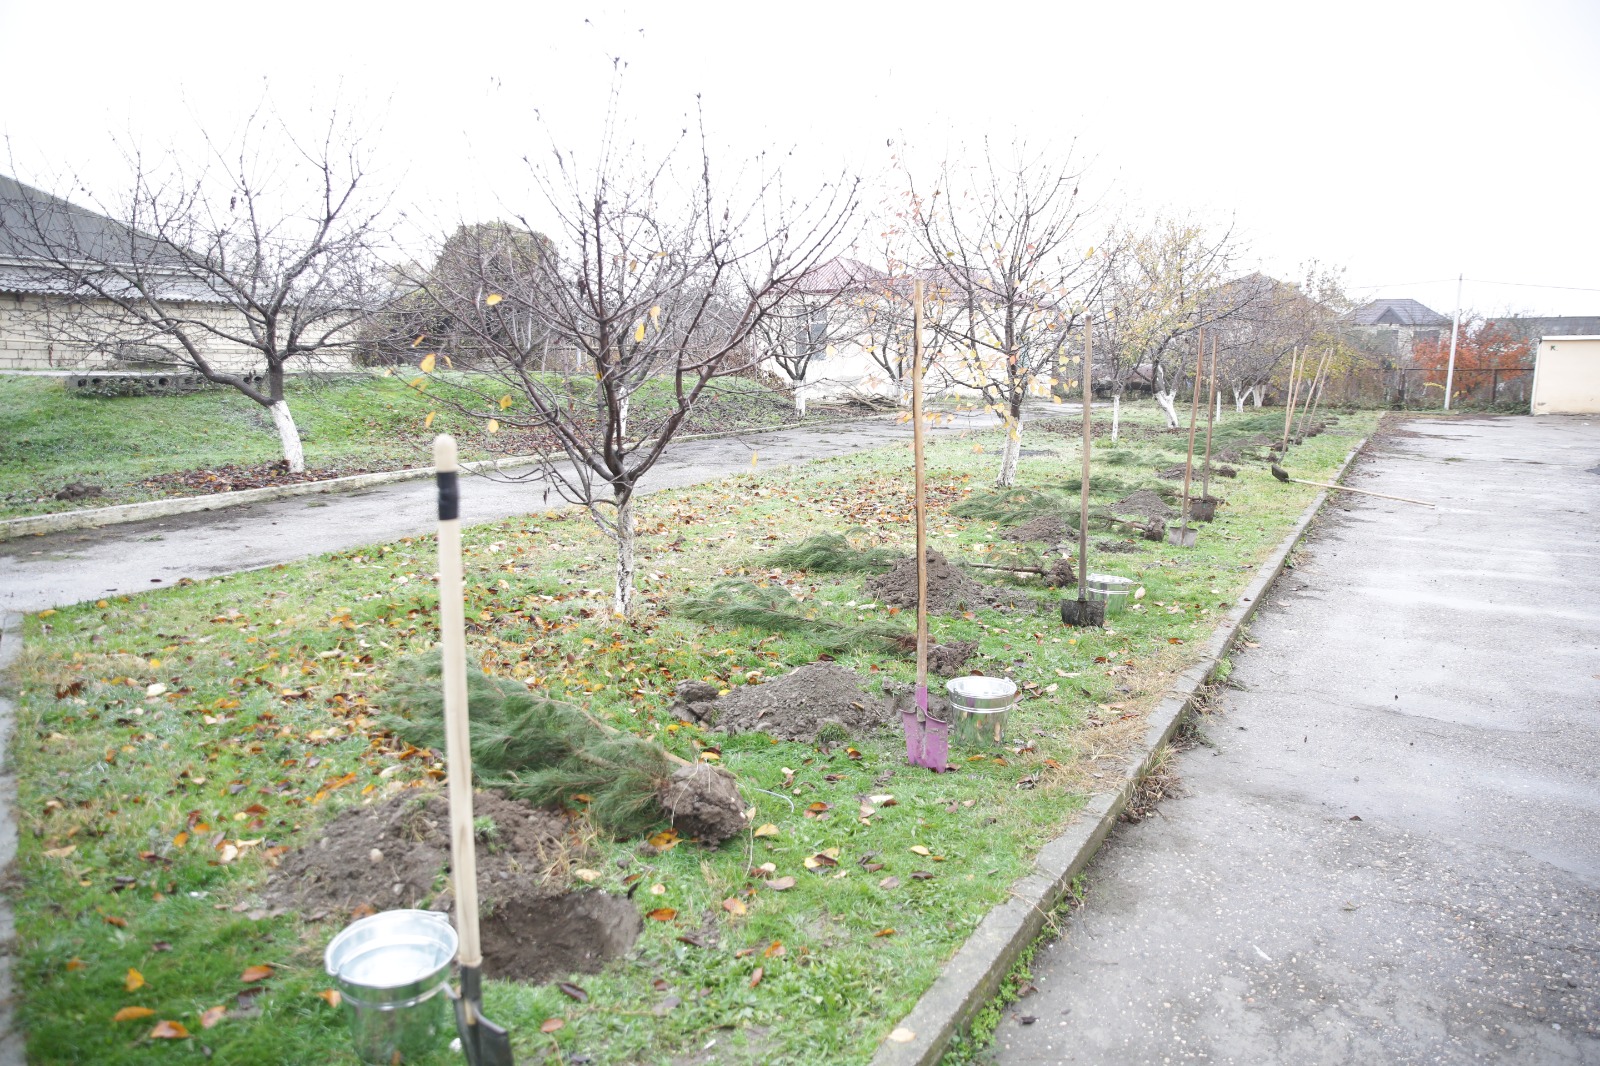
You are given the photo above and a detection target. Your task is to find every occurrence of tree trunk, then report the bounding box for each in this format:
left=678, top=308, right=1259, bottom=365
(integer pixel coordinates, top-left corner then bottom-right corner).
left=1250, top=386, right=1264, bottom=408
left=1153, top=389, right=1179, bottom=428
left=996, top=405, right=1024, bottom=487
left=612, top=490, right=636, bottom=617
left=1215, top=392, right=1222, bottom=422
left=1233, top=387, right=1246, bottom=414
left=618, top=394, right=630, bottom=440
left=794, top=386, right=807, bottom=417
left=1111, top=391, right=1121, bottom=441
left=268, top=400, right=305, bottom=473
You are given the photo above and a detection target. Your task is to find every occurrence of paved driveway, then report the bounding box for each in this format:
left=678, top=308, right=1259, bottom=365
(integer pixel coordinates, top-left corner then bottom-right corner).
left=994, top=415, right=1600, bottom=1065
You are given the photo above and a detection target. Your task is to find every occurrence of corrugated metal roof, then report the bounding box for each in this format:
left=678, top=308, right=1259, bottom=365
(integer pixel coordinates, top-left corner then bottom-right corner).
left=1348, top=298, right=1451, bottom=327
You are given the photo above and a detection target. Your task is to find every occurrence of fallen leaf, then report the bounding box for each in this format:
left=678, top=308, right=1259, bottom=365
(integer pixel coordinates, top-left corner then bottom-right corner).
left=722, top=897, right=747, bottom=916
left=909, top=845, right=931, bottom=857
left=65, top=958, right=86, bottom=972
left=889, top=1027, right=916, bottom=1042
left=647, top=908, right=677, bottom=921
left=762, top=940, right=785, bottom=958
left=43, top=845, right=75, bottom=859
left=748, top=966, right=763, bottom=988
left=647, top=828, right=680, bottom=851
left=317, top=989, right=341, bottom=1008
left=199, top=1005, right=226, bottom=1029
left=878, top=875, right=901, bottom=890
left=873, top=928, right=897, bottom=937
left=540, top=1017, right=565, bottom=1034
left=557, top=982, right=588, bottom=1003
left=104, top=915, right=127, bottom=928
left=803, top=853, right=839, bottom=870
left=239, top=964, right=273, bottom=983
left=911, top=871, right=935, bottom=881
left=752, top=824, right=779, bottom=839
left=148, top=1020, right=189, bottom=1039
left=125, top=968, right=144, bottom=992
left=764, top=876, right=796, bottom=891
left=649, top=883, right=666, bottom=896
left=112, top=1006, right=154, bottom=1023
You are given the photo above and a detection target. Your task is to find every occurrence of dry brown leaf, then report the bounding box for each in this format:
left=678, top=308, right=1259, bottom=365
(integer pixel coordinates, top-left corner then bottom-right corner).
left=752, top=824, right=779, bottom=838
left=762, top=940, right=785, bottom=958
left=124, top=968, right=144, bottom=992
left=764, top=876, right=796, bottom=891
left=721, top=897, right=747, bottom=917
left=540, top=1017, right=565, bottom=1034
left=873, top=928, right=897, bottom=937
left=317, top=989, right=341, bottom=1008
left=199, top=1005, right=226, bottom=1029
left=112, top=1006, right=154, bottom=1023
left=239, top=964, right=273, bottom=983
left=148, top=1020, right=189, bottom=1039
left=909, top=845, right=931, bottom=856
left=748, top=966, right=763, bottom=988
left=646, top=908, right=677, bottom=921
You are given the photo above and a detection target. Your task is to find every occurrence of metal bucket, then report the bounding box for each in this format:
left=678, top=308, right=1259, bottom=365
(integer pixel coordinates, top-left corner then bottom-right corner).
left=945, top=676, right=1019, bottom=748
left=1086, top=574, right=1136, bottom=615
left=324, top=909, right=458, bottom=1065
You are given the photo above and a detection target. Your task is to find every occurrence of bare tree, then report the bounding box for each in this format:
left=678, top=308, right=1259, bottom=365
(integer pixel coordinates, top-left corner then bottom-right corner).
left=901, top=141, right=1105, bottom=486
left=744, top=256, right=881, bottom=415
left=1098, top=214, right=1244, bottom=428
left=418, top=115, right=857, bottom=616
left=2, top=113, right=389, bottom=471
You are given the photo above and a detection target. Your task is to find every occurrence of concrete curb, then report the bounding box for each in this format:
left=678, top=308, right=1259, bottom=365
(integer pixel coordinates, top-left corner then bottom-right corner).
left=0, top=415, right=889, bottom=542
left=870, top=440, right=1369, bottom=1066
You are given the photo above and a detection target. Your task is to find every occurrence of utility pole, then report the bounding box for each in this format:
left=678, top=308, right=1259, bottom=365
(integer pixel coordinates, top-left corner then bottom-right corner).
left=1443, top=274, right=1462, bottom=411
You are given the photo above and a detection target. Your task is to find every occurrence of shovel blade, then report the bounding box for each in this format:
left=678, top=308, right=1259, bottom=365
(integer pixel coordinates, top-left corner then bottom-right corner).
left=921, top=714, right=951, bottom=771
left=1060, top=597, right=1104, bottom=628
left=900, top=708, right=926, bottom=766
left=452, top=970, right=515, bottom=1066
left=1166, top=525, right=1198, bottom=548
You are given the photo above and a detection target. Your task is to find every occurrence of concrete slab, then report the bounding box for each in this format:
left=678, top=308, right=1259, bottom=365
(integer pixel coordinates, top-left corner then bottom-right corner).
left=992, top=415, right=1600, bottom=1064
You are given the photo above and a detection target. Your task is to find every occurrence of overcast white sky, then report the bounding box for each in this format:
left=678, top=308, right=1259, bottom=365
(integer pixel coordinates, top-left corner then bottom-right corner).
left=2, top=0, right=1596, bottom=317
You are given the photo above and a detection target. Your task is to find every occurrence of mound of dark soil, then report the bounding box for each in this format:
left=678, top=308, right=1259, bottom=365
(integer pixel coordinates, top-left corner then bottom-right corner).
left=657, top=763, right=747, bottom=845
left=258, top=791, right=642, bottom=983
left=1156, top=464, right=1191, bottom=480
left=1003, top=514, right=1074, bottom=544
left=709, top=662, right=893, bottom=742
left=1095, top=539, right=1142, bottom=554
left=866, top=550, right=1031, bottom=612
left=1111, top=490, right=1173, bottom=521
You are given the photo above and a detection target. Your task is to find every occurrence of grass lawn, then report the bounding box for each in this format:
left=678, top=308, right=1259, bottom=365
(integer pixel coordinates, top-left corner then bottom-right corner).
left=6, top=402, right=1377, bottom=1064
left=0, top=372, right=812, bottom=520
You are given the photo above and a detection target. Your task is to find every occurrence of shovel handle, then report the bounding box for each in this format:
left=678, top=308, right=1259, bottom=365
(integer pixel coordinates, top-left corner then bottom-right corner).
left=435, top=435, right=483, bottom=969
left=1288, top=475, right=1434, bottom=506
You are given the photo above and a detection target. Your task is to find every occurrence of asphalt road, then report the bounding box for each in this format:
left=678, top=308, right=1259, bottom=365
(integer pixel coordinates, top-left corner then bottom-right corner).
left=993, top=414, right=1600, bottom=1065
left=0, top=410, right=1009, bottom=615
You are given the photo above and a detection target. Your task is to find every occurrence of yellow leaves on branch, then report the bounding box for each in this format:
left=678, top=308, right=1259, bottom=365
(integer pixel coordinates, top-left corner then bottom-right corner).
left=498, top=394, right=513, bottom=410
left=484, top=293, right=503, bottom=306
left=418, top=353, right=437, bottom=374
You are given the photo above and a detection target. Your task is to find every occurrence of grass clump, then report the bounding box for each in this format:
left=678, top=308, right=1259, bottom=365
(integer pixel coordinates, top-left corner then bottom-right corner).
left=951, top=486, right=1067, bottom=525
left=767, top=531, right=902, bottom=573
left=678, top=579, right=913, bottom=654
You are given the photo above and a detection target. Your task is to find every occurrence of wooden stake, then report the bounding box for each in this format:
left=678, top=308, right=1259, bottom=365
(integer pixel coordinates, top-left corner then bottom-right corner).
left=1300, top=346, right=1333, bottom=436
left=1178, top=325, right=1204, bottom=542
left=1200, top=332, right=1218, bottom=503
left=1280, top=346, right=1303, bottom=454
left=1293, top=347, right=1330, bottom=441
left=434, top=435, right=481, bottom=972
left=1077, top=316, right=1093, bottom=600
left=912, top=280, right=928, bottom=709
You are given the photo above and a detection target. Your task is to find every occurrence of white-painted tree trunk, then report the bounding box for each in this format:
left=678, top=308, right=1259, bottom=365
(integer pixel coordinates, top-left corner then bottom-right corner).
left=1153, top=389, right=1179, bottom=428
left=612, top=493, right=636, bottom=617
left=1111, top=393, right=1121, bottom=441
left=269, top=400, right=305, bottom=473
left=996, top=411, right=1024, bottom=487
left=1250, top=386, right=1264, bottom=408
left=618, top=395, right=630, bottom=440
left=794, top=387, right=807, bottom=417
left=1215, top=393, right=1222, bottom=422
left=1233, top=387, right=1246, bottom=414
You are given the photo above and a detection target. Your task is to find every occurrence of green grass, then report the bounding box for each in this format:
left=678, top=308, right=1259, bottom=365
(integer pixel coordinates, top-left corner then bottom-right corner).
left=6, top=401, right=1378, bottom=1063
left=0, top=372, right=808, bottom=519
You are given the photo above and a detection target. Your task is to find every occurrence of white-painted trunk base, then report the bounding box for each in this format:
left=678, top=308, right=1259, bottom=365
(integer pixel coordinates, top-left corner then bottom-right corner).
left=269, top=401, right=305, bottom=473
left=1154, top=390, right=1179, bottom=429
left=612, top=495, right=636, bottom=617
left=1111, top=394, right=1121, bottom=441
left=996, top=416, right=1023, bottom=487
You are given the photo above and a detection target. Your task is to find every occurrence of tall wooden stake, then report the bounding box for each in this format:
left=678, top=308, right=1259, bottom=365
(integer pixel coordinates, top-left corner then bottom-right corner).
left=1076, top=316, right=1093, bottom=604
left=1295, top=347, right=1332, bottom=439
left=1200, top=333, right=1218, bottom=504
left=1178, top=325, right=1204, bottom=543
left=912, top=279, right=928, bottom=719
left=1280, top=346, right=1303, bottom=455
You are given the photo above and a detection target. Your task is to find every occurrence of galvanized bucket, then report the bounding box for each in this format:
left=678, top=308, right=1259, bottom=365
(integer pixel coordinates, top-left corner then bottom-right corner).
left=324, top=909, right=458, bottom=1065
left=945, top=676, right=1019, bottom=747
left=1086, top=574, right=1136, bottom=616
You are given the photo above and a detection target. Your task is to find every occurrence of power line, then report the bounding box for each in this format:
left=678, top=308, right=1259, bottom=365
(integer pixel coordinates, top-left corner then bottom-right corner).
left=1462, top=278, right=1600, bottom=294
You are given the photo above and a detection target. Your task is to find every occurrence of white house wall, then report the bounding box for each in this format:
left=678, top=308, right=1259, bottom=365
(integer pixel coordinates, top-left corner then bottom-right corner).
left=0, top=291, right=268, bottom=372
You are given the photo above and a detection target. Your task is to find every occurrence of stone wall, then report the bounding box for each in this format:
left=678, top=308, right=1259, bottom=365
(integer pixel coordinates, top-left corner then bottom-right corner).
left=0, top=291, right=262, bottom=372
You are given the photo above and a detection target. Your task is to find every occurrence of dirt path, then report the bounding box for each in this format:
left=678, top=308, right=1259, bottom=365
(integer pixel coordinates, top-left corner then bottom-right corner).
left=993, top=414, right=1600, bottom=1064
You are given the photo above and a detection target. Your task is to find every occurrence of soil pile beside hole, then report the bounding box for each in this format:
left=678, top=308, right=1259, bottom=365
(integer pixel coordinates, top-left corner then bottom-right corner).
left=1003, top=514, right=1073, bottom=544
left=258, top=791, right=643, bottom=982
left=1111, top=490, right=1173, bottom=521
left=866, top=550, right=1031, bottom=612
left=657, top=763, right=747, bottom=845
left=1096, top=540, right=1141, bottom=554
left=711, top=662, right=891, bottom=742
left=927, top=640, right=980, bottom=676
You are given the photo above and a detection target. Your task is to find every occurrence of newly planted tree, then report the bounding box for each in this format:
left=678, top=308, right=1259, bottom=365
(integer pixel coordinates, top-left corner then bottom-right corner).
left=417, top=113, right=856, bottom=616
left=1, top=112, right=389, bottom=471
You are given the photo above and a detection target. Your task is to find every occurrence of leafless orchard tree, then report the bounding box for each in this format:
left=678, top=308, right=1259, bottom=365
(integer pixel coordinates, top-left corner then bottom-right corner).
left=1097, top=213, right=1246, bottom=429
left=417, top=116, right=857, bottom=616
left=1, top=113, right=390, bottom=471
left=900, top=140, right=1106, bottom=486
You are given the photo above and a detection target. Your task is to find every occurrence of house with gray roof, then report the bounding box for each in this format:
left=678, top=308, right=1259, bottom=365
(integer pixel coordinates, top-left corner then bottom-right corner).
left=1343, top=297, right=1452, bottom=366
left=0, top=174, right=253, bottom=372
